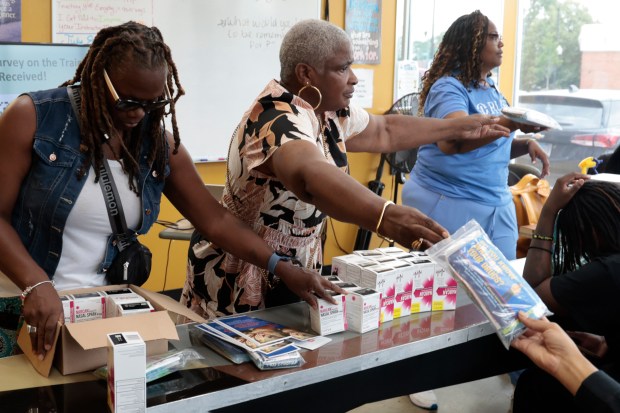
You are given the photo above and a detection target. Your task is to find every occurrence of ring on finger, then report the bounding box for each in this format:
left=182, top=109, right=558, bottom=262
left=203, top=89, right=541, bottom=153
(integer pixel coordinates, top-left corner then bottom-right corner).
left=27, top=324, right=37, bottom=334
left=411, top=237, right=424, bottom=251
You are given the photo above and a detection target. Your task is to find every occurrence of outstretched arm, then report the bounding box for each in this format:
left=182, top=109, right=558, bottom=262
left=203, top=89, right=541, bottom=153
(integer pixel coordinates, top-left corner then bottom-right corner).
left=345, top=112, right=510, bottom=154
left=511, top=312, right=598, bottom=396
left=163, top=136, right=344, bottom=308
left=262, top=139, right=449, bottom=249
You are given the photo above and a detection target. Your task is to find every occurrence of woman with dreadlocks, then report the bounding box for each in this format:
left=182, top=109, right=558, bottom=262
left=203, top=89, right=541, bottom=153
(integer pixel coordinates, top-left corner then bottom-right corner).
left=0, top=21, right=344, bottom=359
left=513, top=172, right=620, bottom=412
left=401, top=10, right=549, bottom=261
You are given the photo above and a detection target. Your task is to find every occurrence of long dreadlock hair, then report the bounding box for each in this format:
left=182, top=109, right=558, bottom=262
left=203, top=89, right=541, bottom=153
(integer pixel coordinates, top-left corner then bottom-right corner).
left=61, top=21, right=185, bottom=193
left=553, top=180, right=620, bottom=275
left=418, top=10, right=489, bottom=116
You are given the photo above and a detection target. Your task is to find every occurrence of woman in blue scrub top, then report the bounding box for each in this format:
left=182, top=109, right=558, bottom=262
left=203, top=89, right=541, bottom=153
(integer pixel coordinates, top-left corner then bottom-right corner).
left=402, top=10, right=550, bottom=260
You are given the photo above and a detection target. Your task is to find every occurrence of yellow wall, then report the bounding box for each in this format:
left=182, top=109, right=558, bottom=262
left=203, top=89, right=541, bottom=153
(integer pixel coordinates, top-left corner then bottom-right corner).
left=18, top=0, right=517, bottom=292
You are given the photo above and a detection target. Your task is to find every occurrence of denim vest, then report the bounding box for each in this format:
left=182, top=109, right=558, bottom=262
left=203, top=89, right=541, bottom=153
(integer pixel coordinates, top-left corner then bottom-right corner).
left=11, top=87, right=169, bottom=278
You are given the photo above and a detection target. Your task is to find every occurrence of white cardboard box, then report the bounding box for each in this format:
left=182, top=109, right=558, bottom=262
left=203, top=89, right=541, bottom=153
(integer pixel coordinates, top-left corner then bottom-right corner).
left=309, top=291, right=347, bottom=336
left=345, top=287, right=381, bottom=333
left=107, top=332, right=146, bottom=413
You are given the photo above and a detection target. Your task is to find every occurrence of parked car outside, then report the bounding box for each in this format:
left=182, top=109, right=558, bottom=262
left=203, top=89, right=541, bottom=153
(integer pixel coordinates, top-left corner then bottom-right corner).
left=513, top=88, right=620, bottom=185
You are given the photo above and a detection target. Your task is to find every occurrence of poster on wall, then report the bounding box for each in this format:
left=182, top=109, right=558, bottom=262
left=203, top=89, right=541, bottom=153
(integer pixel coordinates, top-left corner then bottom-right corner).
left=0, top=43, right=89, bottom=116
left=345, top=0, right=381, bottom=65
left=0, top=0, right=21, bottom=42
left=52, top=0, right=152, bottom=44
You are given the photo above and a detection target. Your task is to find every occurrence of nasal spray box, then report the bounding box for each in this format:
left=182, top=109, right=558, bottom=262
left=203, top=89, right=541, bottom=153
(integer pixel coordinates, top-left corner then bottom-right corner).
left=360, top=264, right=397, bottom=323
left=332, top=254, right=376, bottom=285
left=431, top=260, right=458, bottom=311
left=402, top=255, right=435, bottom=314
left=391, top=260, right=415, bottom=319
left=107, top=332, right=146, bottom=413
left=345, top=287, right=381, bottom=333
left=71, top=291, right=106, bottom=322
left=310, top=291, right=347, bottom=336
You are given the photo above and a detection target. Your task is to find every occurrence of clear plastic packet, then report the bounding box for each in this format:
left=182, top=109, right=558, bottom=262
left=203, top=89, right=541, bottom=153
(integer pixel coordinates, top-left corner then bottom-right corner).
left=426, top=220, right=550, bottom=349
left=94, top=348, right=205, bottom=382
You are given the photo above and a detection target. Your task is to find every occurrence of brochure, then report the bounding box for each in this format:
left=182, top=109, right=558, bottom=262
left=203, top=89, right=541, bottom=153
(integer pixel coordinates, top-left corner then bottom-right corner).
left=193, top=315, right=329, bottom=370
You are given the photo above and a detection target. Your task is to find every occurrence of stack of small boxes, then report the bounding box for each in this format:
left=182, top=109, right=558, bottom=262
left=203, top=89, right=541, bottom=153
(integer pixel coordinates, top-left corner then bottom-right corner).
left=60, top=288, right=155, bottom=324
left=309, top=246, right=457, bottom=336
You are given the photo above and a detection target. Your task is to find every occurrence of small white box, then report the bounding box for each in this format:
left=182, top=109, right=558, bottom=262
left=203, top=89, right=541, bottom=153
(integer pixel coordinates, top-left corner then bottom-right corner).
left=374, top=246, right=407, bottom=255
left=102, top=289, right=142, bottom=316
left=352, top=249, right=384, bottom=259
left=60, top=296, right=74, bottom=324
left=309, top=291, right=346, bottom=336
left=333, top=281, right=360, bottom=291
left=331, top=254, right=366, bottom=282
left=344, top=260, right=378, bottom=285
left=431, top=261, right=458, bottom=311
left=107, top=332, right=146, bottom=413
left=370, top=255, right=399, bottom=266
left=322, top=275, right=342, bottom=283
left=71, top=291, right=106, bottom=322
left=117, top=301, right=155, bottom=317
left=107, top=296, right=148, bottom=318
left=345, top=287, right=381, bottom=333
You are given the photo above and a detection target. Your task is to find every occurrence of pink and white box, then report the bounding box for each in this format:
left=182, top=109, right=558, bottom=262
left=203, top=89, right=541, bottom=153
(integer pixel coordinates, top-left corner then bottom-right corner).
left=402, top=256, right=435, bottom=314
left=392, top=260, right=414, bottom=319
left=345, top=287, right=381, bottom=333
left=71, top=291, right=106, bottom=322
left=360, top=264, right=397, bottom=323
left=431, top=261, right=458, bottom=311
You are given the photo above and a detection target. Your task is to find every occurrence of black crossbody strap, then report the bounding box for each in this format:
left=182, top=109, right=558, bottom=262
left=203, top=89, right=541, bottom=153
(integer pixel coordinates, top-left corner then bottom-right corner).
left=99, top=159, right=132, bottom=252
left=68, top=85, right=133, bottom=252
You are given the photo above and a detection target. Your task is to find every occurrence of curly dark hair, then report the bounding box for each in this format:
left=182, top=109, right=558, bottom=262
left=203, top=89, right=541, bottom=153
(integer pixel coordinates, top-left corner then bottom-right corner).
left=61, top=21, right=185, bottom=193
left=553, top=180, right=620, bottom=274
left=418, top=10, right=490, bottom=116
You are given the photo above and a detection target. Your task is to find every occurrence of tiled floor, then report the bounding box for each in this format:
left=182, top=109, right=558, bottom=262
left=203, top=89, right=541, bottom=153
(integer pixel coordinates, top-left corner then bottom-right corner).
left=348, top=374, right=514, bottom=413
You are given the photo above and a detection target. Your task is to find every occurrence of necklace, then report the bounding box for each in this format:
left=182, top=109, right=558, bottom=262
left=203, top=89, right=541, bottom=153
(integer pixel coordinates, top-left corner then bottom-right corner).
left=317, top=117, right=329, bottom=159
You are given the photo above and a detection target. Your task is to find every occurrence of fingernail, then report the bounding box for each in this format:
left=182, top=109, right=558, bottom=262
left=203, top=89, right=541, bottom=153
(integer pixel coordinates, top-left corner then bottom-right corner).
left=45, top=344, right=51, bottom=351
left=38, top=354, right=44, bottom=361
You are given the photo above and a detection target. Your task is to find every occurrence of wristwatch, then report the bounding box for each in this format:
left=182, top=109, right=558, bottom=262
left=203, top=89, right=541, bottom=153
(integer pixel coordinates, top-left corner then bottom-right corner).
left=267, top=252, right=291, bottom=275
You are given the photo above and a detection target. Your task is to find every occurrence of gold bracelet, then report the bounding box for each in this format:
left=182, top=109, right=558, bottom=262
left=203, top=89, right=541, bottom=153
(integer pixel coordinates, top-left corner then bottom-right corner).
left=375, top=200, right=395, bottom=243
left=532, top=233, right=553, bottom=241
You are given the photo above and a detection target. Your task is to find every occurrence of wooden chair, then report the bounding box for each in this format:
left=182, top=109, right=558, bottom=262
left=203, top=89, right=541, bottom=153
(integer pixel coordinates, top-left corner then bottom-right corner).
left=510, top=173, right=550, bottom=258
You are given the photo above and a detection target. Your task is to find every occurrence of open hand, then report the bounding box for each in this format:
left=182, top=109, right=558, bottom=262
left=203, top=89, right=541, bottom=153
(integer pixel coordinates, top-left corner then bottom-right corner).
left=277, top=262, right=346, bottom=309
left=21, top=283, right=63, bottom=360
left=457, top=114, right=511, bottom=140
left=543, top=172, right=589, bottom=214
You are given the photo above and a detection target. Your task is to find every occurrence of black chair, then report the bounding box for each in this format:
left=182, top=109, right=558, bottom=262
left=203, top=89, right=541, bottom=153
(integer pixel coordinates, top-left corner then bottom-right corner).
left=353, top=93, right=420, bottom=251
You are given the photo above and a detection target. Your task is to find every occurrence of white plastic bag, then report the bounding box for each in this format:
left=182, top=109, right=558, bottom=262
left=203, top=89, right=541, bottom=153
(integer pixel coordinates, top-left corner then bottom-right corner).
left=427, top=220, right=550, bottom=349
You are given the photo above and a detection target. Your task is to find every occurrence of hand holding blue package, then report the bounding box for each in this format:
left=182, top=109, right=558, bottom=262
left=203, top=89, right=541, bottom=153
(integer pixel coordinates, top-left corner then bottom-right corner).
left=426, top=220, right=551, bottom=349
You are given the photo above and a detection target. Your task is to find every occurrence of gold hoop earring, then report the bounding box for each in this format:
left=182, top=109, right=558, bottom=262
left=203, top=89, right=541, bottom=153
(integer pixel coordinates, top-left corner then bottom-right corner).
left=298, top=83, right=322, bottom=110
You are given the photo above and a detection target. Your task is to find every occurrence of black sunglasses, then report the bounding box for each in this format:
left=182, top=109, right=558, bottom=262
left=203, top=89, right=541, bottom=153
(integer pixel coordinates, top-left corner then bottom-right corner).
left=103, top=69, right=171, bottom=112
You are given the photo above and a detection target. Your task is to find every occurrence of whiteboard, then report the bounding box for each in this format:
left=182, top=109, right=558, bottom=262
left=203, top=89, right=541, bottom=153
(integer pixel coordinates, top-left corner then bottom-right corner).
left=153, top=0, right=321, bottom=161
